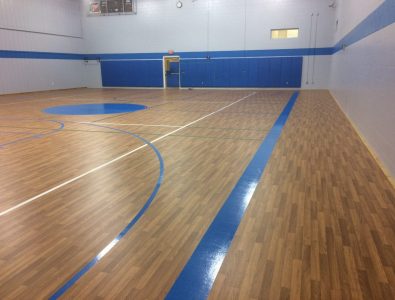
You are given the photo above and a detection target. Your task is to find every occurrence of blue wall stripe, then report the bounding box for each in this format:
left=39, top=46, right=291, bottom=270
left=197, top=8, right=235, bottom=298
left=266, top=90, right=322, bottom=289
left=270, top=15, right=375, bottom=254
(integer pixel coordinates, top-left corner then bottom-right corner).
left=333, top=0, right=395, bottom=53
left=0, top=48, right=332, bottom=61
left=50, top=123, right=165, bottom=300
left=0, top=50, right=83, bottom=60
left=2, top=1, right=395, bottom=61
left=165, top=91, right=299, bottom=300
left=84, top=48, right=333, bottom=61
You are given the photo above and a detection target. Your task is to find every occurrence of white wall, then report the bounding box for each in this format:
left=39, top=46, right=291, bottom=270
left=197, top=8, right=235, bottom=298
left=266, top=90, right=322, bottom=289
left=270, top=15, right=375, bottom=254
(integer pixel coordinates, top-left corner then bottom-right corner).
left=1, top=0, right=392, bottom=179
left=81, top=0, right=337, bottom=89
left=0, top=0, right=85, bottom=94
left=302, top=55, right=332, bottom=89
left=83, top=60, right=102, bottom=88
left=0, top=0, right=336, bottom=92
left=330, top=0, right=395, bottom=178
left=0, top=59, right=85, bottom=94
left=82, top=0, right=334, bottom=53
left=332, top=0, right=384, bottom=44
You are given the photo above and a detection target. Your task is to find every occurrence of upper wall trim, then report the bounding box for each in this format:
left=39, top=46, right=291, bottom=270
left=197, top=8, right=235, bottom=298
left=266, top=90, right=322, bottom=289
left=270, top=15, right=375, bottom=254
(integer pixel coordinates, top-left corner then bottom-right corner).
left=1, top=1, right=394, bottom=61
left=84, top=48, right=333, bottom=61
left=0, top=50, right=83, bottom=60
left=0, top=48, right=332, bottom=61
left=333, top=0, right=395, bottom=53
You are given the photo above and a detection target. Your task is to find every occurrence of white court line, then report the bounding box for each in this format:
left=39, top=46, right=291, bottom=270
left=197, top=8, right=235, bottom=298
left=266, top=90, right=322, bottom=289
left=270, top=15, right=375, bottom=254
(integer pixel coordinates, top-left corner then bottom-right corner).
left=0, top=92, right=256, bottom=217
left=86, top=122, right=183, bottom=128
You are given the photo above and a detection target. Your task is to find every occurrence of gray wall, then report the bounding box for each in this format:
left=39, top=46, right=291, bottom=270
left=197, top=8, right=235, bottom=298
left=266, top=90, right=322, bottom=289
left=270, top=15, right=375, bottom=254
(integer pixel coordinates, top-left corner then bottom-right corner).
left=0, top=0, right=85, bottom=94
left=330, top=0, right=395, bottom=179
left=81, top=0, right=337, bottom=89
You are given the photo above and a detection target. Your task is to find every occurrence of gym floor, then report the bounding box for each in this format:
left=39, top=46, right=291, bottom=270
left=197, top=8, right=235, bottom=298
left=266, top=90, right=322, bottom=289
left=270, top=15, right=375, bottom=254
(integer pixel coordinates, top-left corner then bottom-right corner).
left=0, top=88, right=394, bottom=299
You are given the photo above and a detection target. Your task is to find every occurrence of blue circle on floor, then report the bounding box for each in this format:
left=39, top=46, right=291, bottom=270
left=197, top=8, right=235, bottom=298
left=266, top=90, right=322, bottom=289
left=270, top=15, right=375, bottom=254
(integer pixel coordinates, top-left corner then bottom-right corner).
left=43, top=103, right=147, bottom=115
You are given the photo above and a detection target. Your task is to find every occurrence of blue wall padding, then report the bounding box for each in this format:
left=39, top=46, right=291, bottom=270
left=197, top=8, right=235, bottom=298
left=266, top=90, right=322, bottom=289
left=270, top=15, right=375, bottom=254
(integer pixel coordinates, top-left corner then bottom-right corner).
left=101, top=56, right=303, bottom=88
left=180, top=57, right=303, bottom=88
left=101, top=60, right=163, bottom=87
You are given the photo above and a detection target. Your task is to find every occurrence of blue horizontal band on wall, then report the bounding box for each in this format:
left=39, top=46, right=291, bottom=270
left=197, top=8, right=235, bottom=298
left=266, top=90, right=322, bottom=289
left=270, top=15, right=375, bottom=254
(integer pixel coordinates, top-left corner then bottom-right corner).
left=2, top=2, right=394, bottom=61
left=333, top=0, right=395, bottom=53
left=85, top=47, right=333, bottom=61
left=0, top=48, right=333, bottom=61
left=0, top=50, right=83, bottom=60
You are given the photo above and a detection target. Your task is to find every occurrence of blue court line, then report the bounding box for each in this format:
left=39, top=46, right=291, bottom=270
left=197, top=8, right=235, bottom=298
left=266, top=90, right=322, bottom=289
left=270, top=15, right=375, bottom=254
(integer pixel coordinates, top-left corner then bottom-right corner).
left=165, top=91, right=299, bottom=300
left=0, top=119, right=64, bottom=148
left=49, top=122, right=165, bottom=300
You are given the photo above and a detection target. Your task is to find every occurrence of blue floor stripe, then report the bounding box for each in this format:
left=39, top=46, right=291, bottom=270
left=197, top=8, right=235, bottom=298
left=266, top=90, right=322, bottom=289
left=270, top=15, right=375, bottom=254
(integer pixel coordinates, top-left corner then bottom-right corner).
left=49, top=123, right=165, bottom=300
left=165, top=91, right=299, bottom=300
left=0, top=119, right=64, bottom=148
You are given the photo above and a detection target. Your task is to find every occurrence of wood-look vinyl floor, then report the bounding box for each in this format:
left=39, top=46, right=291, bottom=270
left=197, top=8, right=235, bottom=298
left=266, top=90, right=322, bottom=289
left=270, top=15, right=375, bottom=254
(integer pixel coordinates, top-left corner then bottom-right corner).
left=0, top=88, right=393, bottom=299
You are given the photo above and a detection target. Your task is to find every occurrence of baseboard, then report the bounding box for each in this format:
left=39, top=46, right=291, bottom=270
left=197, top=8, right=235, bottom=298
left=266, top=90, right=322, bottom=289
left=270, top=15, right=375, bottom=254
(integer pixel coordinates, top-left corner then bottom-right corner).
left=179, top=87, right=299, bottom=91
left=102, top=86, right=163, bottom=90
left=102, top=86, right=302, bottom=91
left=329, top=90, right=395, bottom=189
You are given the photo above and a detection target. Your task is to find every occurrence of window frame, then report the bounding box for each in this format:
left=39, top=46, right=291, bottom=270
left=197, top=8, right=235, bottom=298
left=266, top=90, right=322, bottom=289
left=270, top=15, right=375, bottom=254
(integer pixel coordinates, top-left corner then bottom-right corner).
left=271, top=28, right=300, bottom=40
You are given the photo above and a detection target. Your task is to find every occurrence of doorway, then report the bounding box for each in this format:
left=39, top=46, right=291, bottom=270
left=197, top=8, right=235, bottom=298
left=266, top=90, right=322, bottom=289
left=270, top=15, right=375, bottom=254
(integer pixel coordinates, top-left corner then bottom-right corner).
left=163, top=56, right=180, bottom=88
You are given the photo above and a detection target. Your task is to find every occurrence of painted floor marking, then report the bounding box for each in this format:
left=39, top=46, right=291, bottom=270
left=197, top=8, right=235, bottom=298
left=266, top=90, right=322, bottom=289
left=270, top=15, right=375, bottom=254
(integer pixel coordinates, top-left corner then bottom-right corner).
left=87, top=122, right=183, bottom=128
left=0, top=120, right=64, bottom=149
left=49, top=123, right=165, bottom=300
left=166, top=91, right=299, bottom=300
left=0, top=92, right=256, bottom=217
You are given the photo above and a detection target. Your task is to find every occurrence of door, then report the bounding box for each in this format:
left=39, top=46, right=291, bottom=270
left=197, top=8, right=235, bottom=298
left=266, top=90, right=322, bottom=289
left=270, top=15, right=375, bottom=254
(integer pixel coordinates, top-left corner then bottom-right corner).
left=163, top=56, right=180, bottom=88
